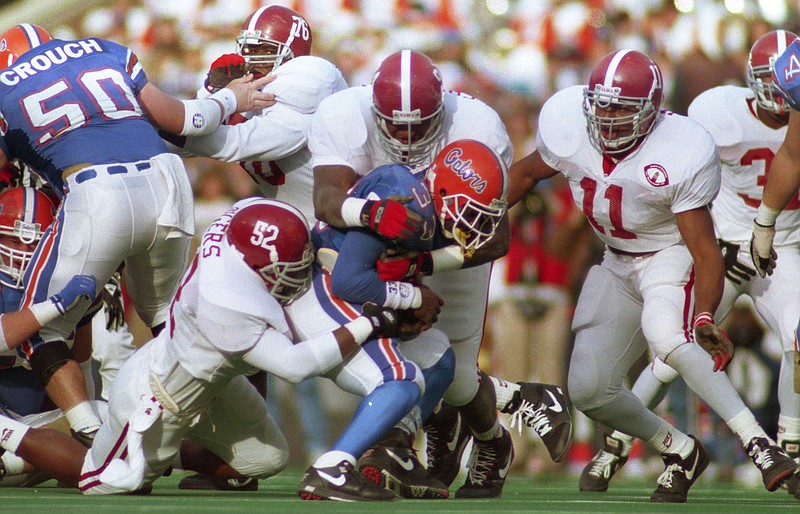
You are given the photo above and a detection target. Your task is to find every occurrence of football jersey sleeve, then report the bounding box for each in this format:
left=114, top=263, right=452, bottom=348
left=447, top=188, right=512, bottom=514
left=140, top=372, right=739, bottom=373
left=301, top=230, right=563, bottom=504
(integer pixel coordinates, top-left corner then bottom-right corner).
left=536, top=85, right=586, bottom=168
left=100, top=39, right=148, bottom=94
left=183, top=104, right=308, bottom=161
left=308, top=88, right=371, bottom=168
left=670, top=137, right=721, bottom=214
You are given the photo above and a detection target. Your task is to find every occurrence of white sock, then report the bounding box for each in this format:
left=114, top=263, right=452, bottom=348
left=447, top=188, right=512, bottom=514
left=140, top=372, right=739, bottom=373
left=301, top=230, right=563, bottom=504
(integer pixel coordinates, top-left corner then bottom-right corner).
left=64, top=401, right=101, bottom=433
left=490, top=376, right=519, bottom=411
left=0, top=416, right=29, bottom=453
left=396, top=406, right=422, bottom=435
left=608, top=430, right=634, bottom=457
left=0, top=451, right=26, bottom=475
left=646, top=422, right=693, bottom=458
left=473, top=419, right=503, bottom=441
left=313, top=451, right=355, bottom=469
left=777, top=414, right=800, bottom=454
left=727, top=409, right=770, bottom=446
left=78, top=359, right=96, bottom=401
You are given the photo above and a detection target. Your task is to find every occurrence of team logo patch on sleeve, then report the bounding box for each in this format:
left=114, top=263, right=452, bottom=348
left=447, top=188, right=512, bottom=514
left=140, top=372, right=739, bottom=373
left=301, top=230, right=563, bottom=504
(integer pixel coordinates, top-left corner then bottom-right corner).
left=644, top=163, right=669, bottom=187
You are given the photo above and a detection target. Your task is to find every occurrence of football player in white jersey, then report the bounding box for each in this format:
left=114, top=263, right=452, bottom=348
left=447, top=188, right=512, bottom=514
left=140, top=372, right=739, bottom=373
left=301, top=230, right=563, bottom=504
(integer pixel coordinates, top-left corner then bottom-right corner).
left=508, top=48, right=798, bottom=503
left=310, top=49, right=572, bottom=498
left=579, top=31, right=800, bottom=500
left=174, top=5, right=347, bottom=226
left=0, top=198, right=402, bottom=496
left=162, top=5, right=346, bottom=490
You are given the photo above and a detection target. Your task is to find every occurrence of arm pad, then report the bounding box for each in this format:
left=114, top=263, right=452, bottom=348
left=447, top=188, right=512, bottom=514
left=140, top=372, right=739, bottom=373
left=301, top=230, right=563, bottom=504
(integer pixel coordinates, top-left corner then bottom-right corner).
left=29, top=340, right=75, bottom=386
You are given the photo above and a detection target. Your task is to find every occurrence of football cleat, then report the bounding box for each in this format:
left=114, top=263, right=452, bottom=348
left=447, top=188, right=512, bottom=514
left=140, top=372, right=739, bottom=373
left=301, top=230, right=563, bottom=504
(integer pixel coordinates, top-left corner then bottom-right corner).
left=650, top=435, right=708, bottom=503
left=425, top=403, right=471, bottom=487
left=746, top=437, right=798, bottom=491
left=579, top=434, right=629, bottom=492
left=178, top=473, right=258, bottom=491
left=501, top=382, right=573, bottom=462
left=358, top=432, right=449, bottom=499
left=297, top=460, right=396, bottom=502
left=455, top=426, right=514, bottom=499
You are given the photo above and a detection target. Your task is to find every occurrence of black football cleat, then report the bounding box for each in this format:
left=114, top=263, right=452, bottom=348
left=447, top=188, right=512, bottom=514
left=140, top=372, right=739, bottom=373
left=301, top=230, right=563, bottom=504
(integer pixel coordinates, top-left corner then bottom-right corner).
left=502, top=382, right=573, bottom=462
left=650, top=436, right=708, bottom=503
left=579, top=434, right=628, bottom=492
left=455, top=427, right=514, bottom=499
left=425, top=403, right=471, bottom=487
left=297, top=460, right=396, bottom=502
left=178, top=473, right=258, bottom=491
left=746, top=437, right=798, bottom=492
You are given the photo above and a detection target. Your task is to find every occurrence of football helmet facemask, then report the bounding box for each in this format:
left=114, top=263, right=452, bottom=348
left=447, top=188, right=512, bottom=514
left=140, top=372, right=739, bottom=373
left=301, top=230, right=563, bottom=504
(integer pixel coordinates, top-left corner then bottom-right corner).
left=226, top=199, right=313, bottom=305
left=747, top=29, right=798, bottom=116
left=0, top=186, right=55, bottom=289
left=583, top=49, right=663, bottom=155
left=0, top=23, right=51, bottom=71
left=236, top=5, right=311, bottom=74
left=372, top=50, right=444, bottom=166
left=425, top=139, right=508, bottom=256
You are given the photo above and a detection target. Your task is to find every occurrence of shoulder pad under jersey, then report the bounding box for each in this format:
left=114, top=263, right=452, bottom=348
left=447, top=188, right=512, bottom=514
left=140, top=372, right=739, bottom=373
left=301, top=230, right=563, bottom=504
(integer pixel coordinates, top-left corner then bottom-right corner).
left=267, top=56, right=348, bottom=114
left=687, top=85, right=746, bottom=149
left=537, top=85, right=586, bottom=160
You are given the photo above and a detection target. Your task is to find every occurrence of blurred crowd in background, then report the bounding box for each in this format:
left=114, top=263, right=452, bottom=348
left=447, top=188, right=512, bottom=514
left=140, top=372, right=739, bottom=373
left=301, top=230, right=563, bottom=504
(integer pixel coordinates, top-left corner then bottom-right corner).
left=21, top=0, right=800, bottom=484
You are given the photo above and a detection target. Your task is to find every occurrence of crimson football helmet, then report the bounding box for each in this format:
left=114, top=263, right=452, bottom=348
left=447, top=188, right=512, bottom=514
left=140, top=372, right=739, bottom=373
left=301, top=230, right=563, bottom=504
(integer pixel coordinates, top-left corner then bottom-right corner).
left=0, top=186, right=55, bottom=289
left=372, top=50, right=444, bottom=166
left=235, top=5, right=312, bottom=73
left=425, top=139, right=508, bottom=256
left=582, top=49, right=663, bottom=155
left=0, top=23, right=51, bottom=71
left=747, top=29, right=798, bottom=116
left=226, top=199, right=313, bottom=305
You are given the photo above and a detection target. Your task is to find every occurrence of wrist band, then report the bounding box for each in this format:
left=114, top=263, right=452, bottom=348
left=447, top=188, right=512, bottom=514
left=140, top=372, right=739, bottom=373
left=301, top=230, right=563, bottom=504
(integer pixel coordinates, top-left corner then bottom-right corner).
left=755, top=203, right=780, bottom=227
left=693, top=311, right=714, bottom=328
left=209, top=88, right=237, bottom=120
left=341, top=197, right=368, bottom=227
left=343, top=316, right=374, bottom=344
left=28, top=299, right=61, bottom=327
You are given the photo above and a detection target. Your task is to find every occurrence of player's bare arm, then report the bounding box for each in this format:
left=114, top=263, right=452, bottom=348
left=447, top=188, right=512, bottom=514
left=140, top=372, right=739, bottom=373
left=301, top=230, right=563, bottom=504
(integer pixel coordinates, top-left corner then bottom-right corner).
left=312, top=164, right=359, bottom=227
left=1, top=275, right=95, bottom=350
left=138, top=75, right=275, bottom=136
left=507, top=150, right=560, bottom=207
left=677, top=205, right=733, bottom=371
left=762, top=109, right=800, bottom=213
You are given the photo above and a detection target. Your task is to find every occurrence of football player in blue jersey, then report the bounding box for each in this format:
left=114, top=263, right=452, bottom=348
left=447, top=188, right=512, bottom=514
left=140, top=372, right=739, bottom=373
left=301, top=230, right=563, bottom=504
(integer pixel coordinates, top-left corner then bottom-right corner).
left=292, top=163, right=453, bottom=500
left=0, top=23, right=273, bottom=445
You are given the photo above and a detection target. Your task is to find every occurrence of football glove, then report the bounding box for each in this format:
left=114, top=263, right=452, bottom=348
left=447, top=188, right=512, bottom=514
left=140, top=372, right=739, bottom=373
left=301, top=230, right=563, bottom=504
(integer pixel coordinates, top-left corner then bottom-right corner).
left=693, top=312, right=734, bottom=372
left=51, top=275, right=96, bottom=315
left=204, top=54, right=247, bottom=93
left=102, top=271, right=125, bottom=331
left=360, top=197, right=422, bottom=242
left=377, top=250, right=432, bottom=281
left=750, top=220, right=777, bottom=278
left=718, top=239, right=756, bottom=285
left=361, top=302, right=400, bottom=339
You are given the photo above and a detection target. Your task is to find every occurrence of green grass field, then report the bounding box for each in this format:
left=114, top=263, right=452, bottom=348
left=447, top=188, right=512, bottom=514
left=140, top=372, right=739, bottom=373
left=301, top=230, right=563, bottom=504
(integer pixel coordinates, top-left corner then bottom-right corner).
left=1, top=469, right=797, bottom=514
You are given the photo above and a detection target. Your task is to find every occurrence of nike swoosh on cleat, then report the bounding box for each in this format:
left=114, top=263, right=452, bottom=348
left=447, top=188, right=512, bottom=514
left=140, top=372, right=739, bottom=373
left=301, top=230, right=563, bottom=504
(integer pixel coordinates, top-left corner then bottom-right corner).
left=317, top=469, right=347, bottom=486
left=446, top=414, right=462, bottom=452
left=386, top=449, right=415, bottom=471
left=684, top=450, right=700, bottom=480
left=545, top=389, right=564, bottom=413
left=498, top=456, right=512, bottom=479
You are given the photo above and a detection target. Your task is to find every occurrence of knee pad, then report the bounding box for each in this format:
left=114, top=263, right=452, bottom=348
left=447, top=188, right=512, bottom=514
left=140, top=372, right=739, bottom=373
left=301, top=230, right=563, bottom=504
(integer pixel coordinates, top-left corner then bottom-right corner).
left=29, top=340, right=74, bottom=386
left=651, top=357, right=680, bottom=384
